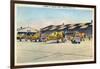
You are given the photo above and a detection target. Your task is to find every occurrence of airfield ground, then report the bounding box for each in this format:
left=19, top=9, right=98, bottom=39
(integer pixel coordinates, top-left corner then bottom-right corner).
left=15, top=39, right=94, bottom=65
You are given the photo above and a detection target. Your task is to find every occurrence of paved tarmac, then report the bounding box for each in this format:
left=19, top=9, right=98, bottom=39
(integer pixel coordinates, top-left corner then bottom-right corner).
left=15, top=40, right=94, bottom=65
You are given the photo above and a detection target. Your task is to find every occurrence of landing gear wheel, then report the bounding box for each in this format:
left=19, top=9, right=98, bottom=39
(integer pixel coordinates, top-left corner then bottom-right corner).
left=57, top=40, right=59, bottom=43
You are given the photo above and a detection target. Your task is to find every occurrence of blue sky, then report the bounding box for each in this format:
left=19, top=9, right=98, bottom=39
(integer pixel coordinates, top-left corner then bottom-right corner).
left=15, top=5, right=93, bottom=29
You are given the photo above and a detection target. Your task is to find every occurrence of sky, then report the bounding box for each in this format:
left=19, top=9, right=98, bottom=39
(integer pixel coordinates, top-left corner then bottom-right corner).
left=15, top=4, right=94, bottom=30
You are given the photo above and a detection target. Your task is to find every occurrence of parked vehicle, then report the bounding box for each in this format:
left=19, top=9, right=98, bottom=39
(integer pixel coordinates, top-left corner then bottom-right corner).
left=71, top=31, right=86, bottom=44
left=71, top=36, right=81, bottom=44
